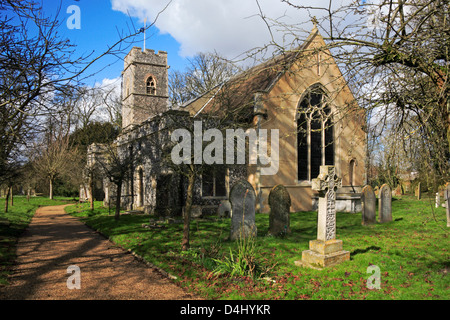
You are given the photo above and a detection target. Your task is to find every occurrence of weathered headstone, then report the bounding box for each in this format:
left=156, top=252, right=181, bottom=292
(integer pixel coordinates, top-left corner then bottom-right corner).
left=229, top=180, right=257, bottom=240
left=445, top=184, right=450, bottom=227
left=268, top=184, right=291, bottom=236
left=217, top=200, right=232, bottom=218
left=435, top=192, right=440, bottom=208
left=361, top=185, right=376, bottom=225
left=415, top=182, right=421, bottom=200
left=378, top=184, right=392, bottom=223
left=295, top=166, right=350, bottom=269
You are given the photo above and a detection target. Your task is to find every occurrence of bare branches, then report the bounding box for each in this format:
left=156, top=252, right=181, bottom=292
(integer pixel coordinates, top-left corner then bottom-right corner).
left=0, top=0, right=171, bottom=183
left=248, top=0, right=448, bottom=186
left=169, top=52, right=240, bottom=107
left=30, top=134, right=82, bottom=199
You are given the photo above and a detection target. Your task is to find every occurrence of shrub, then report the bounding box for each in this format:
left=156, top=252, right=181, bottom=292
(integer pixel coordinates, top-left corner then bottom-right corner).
left=213, top=235, right=274, bottom=279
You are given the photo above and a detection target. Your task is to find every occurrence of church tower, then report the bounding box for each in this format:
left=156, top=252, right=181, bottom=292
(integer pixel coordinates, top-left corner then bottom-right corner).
left=121, top=47, right=169, bottom=128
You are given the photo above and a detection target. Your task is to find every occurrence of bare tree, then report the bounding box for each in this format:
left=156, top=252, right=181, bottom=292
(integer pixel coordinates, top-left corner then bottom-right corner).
left=90, top=143, right=141, bottom=220
left=252, top=0, right=449, bottom=185
left=30, top=135, right=81, bottom=199
left=18, top=162, right=38, bottom=202
left=72, top=87, right=104, bottom=130
left=169, top=52, right=240, bottom=107
left=0, top=0, right=171, bottom=184
left=100, top=84, right=123, bottom=129
left=1, top=164, right=21, bottom=213
left=163, top=65, right=266, bottom=249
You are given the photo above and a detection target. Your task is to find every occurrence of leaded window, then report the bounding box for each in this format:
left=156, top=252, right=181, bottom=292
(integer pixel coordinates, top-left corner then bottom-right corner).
left=297, top=87, right=334, bottom=181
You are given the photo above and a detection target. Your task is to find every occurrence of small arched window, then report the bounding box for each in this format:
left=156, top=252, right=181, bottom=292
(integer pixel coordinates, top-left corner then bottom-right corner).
left=146, top=76, right=156, bottom=95
left=349, top=159, right=356, bottom=186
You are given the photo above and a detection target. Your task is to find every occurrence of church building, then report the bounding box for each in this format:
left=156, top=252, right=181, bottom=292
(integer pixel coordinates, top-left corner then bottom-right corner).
left=90, top=27, right=366, bottom=216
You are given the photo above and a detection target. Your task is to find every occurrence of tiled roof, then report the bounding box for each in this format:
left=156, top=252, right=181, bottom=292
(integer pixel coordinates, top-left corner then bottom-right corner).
left=183, top=28, right=319, bottom=122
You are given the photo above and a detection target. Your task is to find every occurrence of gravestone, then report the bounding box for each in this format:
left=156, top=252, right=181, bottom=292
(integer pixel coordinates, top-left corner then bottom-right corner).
left=415, top=182, right=421, bottom=200
left=361, top=185, right=376, bottom=225
left=217, top=200, right=231, bottom=218
left=445, top=184, right=450, bottom=227
left=435, top=192, right=440, bottom=208
left=295, top=166, right=350, bottom=269
left=378, top=184, right=392, bottom=223
left=229, top=180, right=257, bottom=240
left=268, top=184, right=291, bottom=236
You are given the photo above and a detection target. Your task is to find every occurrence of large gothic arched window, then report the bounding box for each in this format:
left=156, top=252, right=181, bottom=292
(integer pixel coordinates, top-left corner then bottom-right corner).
left=296, top=86, right=334, bottom=181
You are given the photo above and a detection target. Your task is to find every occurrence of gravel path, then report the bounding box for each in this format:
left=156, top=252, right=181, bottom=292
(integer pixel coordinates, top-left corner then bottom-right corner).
left=0, top=204, right=198, bottom=300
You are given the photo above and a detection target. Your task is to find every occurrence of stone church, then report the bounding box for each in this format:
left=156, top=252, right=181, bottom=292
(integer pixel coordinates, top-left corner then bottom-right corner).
left=85, top=27, right=366, bottom=216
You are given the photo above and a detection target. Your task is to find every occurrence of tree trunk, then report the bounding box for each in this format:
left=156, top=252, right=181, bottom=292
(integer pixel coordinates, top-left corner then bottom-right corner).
left=10, top=186, right=13, bottom=207
left=4, top=186, right=10, bottom=213
left=115, top=180, right=122, bottom=221
left=83, top=184, right=88, bottom=202
left=27, top=188, right=31, bottom=202
left=182, top=169, right=195, bottom=251
left=89, top=173, right=94, bottom=211
left=49, top=178, right=53, bottom=200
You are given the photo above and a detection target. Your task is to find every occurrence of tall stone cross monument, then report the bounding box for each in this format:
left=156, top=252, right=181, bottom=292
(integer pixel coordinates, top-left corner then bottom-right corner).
left=295, top=166, right=350, bottom=269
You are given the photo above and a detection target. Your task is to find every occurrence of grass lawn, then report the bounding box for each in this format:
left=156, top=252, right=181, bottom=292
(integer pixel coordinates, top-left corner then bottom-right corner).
left=65, top=193, right=449, bottom=300
left=0, top=196, right=76, bottom=285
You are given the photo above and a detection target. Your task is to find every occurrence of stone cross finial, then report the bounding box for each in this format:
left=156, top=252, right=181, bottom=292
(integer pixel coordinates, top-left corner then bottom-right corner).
left=312, top=166, right=342, bottom=195
left=312, top=166, right=342, bottom=241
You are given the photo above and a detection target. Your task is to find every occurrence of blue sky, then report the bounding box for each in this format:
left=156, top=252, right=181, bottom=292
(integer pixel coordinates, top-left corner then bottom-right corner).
left=42, top=0, right=188, bottom=86
left=40, top=0, right=348, bottom=88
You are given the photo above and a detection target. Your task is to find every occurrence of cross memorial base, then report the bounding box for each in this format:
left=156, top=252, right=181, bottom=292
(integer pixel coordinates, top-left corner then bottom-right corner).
left=295, top=239, right=350, bottom=270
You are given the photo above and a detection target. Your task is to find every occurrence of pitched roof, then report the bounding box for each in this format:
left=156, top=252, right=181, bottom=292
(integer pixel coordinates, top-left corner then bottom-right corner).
left=182, top=28, right=320, bottom=121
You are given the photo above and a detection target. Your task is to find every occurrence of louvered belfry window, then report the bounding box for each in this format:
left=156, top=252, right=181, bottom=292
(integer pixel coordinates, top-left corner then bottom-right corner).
left=146, top=76, right=156, bottom=95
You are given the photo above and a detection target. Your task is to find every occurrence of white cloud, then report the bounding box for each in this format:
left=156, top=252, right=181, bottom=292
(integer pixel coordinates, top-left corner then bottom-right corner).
left=77, top=77, right=122, bottom=124
left=110, top=0, right=340, bottom=60
left=94, top=77, right=121, bottom=96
